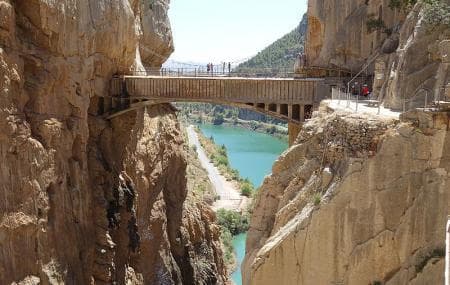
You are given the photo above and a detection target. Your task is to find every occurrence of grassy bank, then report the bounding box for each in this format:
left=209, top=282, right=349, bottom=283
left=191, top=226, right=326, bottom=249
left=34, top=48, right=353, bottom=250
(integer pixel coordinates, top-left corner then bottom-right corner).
left=195, top=127, right=256, bottom=198
left=191, top=126, right=255, bottom=274
left=217, top=209, right=249, bottom=268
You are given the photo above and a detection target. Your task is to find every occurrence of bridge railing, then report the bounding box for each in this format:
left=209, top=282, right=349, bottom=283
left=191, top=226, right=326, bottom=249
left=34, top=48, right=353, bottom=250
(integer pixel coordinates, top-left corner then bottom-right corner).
left=331, top=85, right=450, bottom=116
left=120, top=67, right=297, bottom=78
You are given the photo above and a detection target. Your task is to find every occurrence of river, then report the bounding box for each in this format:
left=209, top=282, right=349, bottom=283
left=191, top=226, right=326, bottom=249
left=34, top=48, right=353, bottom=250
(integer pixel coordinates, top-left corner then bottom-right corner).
left=198, top=124, right=288, bottom=285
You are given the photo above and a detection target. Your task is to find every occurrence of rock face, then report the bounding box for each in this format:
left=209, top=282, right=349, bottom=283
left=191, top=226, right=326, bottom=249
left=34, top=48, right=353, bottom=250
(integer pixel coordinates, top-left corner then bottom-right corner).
left=306, top=0, right=404, bottom=71
left=243, top=106, right=450, bottom=285
left=0, top=0, right=227, bottom=284
left=305, top=0, right=450, bottom=109
left=376, top=4, right=450, bottom=110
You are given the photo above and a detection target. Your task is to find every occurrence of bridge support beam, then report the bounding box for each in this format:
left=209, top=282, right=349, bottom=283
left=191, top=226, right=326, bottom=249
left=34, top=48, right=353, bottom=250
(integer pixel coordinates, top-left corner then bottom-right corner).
left=288, top=122, right=302, bottom=146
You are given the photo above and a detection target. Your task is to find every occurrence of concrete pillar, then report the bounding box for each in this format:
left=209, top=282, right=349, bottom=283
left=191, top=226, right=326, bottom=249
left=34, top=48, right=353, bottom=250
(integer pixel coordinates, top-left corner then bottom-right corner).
left=288, top=122, right=301, bottom=146
left=288, top=104, right=293, bottom=120
left=300, top=105, right=305, bottom=122
left=446, top=216, right=450, bottom=285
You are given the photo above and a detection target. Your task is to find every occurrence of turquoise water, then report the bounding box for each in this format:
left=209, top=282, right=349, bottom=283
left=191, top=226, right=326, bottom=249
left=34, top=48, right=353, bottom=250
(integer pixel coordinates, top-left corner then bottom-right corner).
left=198, top=124, right=288, bottom=187
left=230, top=233, right=247, bottom=285
left=198, top=124, right=288, bottom=285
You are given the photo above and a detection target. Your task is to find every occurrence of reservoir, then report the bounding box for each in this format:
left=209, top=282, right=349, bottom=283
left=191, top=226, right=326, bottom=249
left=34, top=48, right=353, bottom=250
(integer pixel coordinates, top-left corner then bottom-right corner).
left=198, top=124, right=288, bottom=285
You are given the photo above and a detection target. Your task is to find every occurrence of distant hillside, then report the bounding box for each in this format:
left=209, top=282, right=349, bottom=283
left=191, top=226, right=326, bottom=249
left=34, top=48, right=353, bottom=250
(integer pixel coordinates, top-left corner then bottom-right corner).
left=236, top=14, right=307, bottom=71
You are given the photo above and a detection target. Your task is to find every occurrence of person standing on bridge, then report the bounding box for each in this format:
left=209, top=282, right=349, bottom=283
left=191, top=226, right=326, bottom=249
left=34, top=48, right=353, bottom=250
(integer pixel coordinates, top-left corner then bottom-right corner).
left=207, top=63, right=211, bottom=74
left=223, top=62, right=226, bottom=74
left=228, top=62, right=231, bottom=75
left=210, top=63, right=214, bottom=75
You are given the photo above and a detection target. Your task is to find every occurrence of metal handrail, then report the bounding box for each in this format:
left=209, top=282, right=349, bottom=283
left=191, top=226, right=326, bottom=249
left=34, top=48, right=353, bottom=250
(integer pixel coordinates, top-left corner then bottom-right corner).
left=347, top=51, right=380, bottom=110
left=115, top=65, right=356, bottom=79
left=119, top=66, right=298, bottom=78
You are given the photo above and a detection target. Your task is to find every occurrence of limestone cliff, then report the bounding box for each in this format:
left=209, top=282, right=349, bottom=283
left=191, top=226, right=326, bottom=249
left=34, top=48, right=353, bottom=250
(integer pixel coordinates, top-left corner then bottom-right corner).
left=306, top=0, right=404, bottom=71
left=376, top=3, right=450, bottom=110
left=0, top=0, right=227, bottom=284
left=243, top=105, right=450, bottom=285
left=306, top=0, right=450, bottom=109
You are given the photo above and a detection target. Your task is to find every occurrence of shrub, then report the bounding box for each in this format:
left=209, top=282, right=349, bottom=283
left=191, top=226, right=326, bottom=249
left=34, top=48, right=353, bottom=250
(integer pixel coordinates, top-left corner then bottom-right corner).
left=241, top=182, right=255, bottom=197
left=388, top=0, right=417, bottom=10
left=213, top=114, right=224, bottom=125
left=215, top=155, right=229, bottom=167
left=216, top=209, right=249, bottom=235
left=423, top=0, right=450, bottom=28
left=220, top=227, right=235, bottom=266
left=230, top=168, right=240, bottom=180
left=366, top=18, right=386, bottom=33
left=218, top=145, right=228, bottom=157
left=313, top=193, right=321, bottom=206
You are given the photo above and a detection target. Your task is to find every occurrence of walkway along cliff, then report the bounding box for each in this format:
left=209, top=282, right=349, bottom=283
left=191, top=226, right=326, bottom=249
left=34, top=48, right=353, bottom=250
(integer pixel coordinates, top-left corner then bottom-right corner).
left=0, top=0, right=227, bottom=284
left=243, top=1, right=450, bottom=285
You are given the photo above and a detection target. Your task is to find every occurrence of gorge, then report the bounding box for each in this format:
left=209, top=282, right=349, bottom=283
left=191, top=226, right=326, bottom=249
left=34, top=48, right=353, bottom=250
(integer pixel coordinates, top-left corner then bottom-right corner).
left=1, top=0, right=449, bottom=285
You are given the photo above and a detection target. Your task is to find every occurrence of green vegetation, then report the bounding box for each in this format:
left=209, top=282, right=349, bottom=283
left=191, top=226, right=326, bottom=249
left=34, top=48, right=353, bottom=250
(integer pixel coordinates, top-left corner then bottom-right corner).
left=366, top=18, right=386, bottom=33
left=313, top=193, right=322, bottom=206
left=220, top=227, right=236, bottom=267
left=388, top=0, right=417, bottom=10
left=423, top=0, right=450, bottom=28
left=386, top=0, right=450, bottom=29
left=240, top=179, right=255, bottom=198
left=217, top=209, right=249, bottom=268
left=213, top=113, right=225, bottom=125
left=235, top=14, right=307, bottom=71
left=217, top=209, right=249, bottom=235
left=197, top=129, right=257, bottom=197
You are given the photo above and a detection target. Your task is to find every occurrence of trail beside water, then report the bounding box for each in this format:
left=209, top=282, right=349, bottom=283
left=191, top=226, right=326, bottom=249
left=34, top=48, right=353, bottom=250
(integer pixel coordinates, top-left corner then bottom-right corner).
left=198, top=124, right=288, bottom=285
left=187, top=125, right=244, bottom=211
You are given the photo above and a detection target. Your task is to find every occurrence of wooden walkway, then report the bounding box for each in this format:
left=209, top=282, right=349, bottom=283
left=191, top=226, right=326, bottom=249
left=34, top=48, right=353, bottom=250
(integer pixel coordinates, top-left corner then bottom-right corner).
left=104, top=75, right=329, bottom=123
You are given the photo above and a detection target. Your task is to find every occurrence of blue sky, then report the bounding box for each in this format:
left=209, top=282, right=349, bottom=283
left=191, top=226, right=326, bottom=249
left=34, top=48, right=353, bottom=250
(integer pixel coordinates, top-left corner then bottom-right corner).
left=167, top=0, right=308, bottom=64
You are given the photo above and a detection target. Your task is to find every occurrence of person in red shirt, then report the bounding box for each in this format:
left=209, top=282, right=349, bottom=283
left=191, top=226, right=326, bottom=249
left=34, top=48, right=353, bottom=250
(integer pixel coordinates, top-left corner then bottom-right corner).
left=362, top=84, right=370, bottom=97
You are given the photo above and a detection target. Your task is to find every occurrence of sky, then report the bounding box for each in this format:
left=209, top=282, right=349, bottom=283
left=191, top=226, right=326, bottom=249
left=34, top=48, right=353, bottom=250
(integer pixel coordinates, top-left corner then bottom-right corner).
left=167, top=0, right=308, bottom=64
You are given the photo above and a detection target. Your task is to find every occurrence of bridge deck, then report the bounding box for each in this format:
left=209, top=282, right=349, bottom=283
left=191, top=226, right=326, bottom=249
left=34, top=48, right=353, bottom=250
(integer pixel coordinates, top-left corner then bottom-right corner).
left=106, top=75, right=330, bottom=123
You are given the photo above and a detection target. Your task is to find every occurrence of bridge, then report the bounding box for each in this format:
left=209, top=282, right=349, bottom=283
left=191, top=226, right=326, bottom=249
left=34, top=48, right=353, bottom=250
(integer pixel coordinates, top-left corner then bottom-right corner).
left=101, top=68, right=334, bottom=144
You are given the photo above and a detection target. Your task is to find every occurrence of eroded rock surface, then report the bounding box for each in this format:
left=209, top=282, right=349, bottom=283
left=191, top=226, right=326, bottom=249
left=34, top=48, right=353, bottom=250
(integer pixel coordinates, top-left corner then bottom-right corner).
left=243, top=106, right=450, bottom=285
left=0, top=1, right=227, bottom=284
left=306, top=1, right=449, bottom=109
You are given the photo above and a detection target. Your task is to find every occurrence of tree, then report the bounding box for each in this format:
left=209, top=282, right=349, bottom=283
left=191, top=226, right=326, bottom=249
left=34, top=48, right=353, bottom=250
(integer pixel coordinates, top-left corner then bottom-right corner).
left=213, top=113, right=224, bottom=125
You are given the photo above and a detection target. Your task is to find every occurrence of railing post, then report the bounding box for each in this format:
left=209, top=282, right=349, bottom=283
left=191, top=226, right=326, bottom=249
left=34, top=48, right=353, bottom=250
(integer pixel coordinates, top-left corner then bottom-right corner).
left=403, top=96, right=406, bottom=113
left=347, top=83, right=350, bottom=108
left=356, top=92, right=359, bottom=112
left=338, top=88, right=341, bottom=105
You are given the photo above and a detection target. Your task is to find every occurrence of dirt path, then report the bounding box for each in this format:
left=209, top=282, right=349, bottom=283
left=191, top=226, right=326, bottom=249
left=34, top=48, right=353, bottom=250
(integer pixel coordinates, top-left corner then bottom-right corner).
left=187, top=125, right=247, bottom=211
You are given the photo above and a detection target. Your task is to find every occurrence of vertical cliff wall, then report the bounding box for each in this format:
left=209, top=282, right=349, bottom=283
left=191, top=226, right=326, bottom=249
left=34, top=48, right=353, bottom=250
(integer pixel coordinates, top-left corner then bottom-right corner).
left=0, top=0, right=227, bottom=284
left=306, top=0, right=404, bottom=71
left=306, top=0, right=449, bottom=110
left=376, top=3, right=450, bottom=110
left=243, top=106, right=450, bottom=285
